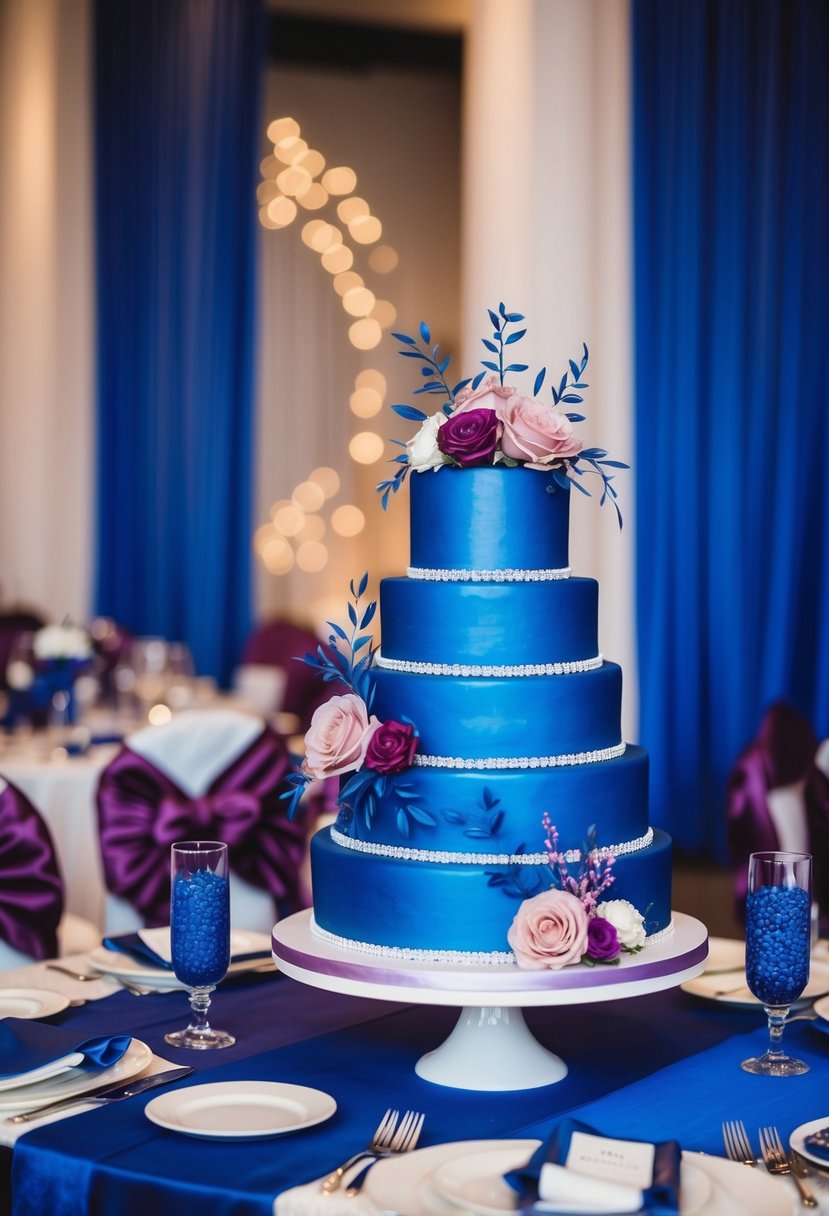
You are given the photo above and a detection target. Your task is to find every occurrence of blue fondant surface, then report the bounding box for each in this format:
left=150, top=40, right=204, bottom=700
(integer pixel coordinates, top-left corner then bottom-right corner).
left=379, top=577, right=599, bottom=666
left=335, top=745, right=650, bottom=853
left=310, top=826, right=673, bottom=955
left=409, top=467, right=569, bottom=571
left=369, top=662, right=623, bottom=758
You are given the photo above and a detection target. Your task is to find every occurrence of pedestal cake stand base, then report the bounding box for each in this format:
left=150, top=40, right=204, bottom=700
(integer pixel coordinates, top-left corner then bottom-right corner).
left=272, top=909, right=708, bottom=1092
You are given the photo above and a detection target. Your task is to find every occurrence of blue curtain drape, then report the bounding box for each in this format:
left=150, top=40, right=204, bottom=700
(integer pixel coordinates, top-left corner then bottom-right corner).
left=633, top=0, right=829, bottom=856
left=94, top=0, right=264, bottom=683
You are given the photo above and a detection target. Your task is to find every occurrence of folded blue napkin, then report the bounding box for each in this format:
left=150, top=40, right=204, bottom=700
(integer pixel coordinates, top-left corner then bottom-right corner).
left=0, top=1018, right=131, bottom=1081
left=504, top=1118, right=681, bottom=1215
left=102, top=932, right=271, bottom=971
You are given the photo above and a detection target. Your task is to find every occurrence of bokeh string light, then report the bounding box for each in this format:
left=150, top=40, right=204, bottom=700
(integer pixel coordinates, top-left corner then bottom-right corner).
left=255, top=117, right=402, bottom=577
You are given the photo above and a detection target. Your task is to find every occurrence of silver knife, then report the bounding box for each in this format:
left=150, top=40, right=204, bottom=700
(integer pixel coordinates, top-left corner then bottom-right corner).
left=5, top=1066, right=194, bottom=1125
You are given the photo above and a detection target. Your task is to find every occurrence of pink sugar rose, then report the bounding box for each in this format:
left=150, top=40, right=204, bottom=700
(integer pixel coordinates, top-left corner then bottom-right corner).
left=500, top=396, right=583, bottom=466
left=508, top=888, right=589, bottom=970
left=453, top=374, right=517, bottom=417
left=303, top=693, right=380, bottom=780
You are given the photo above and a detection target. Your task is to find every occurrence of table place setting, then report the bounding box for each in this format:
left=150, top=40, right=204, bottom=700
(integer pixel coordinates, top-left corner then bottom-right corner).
left=87, top=924, right=276, bottom=993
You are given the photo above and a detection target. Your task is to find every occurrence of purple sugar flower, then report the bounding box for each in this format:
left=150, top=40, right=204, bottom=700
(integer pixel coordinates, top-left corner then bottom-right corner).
left=437, top=407, right=500, bottom=467
left=585, top=915, right=621, bottom=962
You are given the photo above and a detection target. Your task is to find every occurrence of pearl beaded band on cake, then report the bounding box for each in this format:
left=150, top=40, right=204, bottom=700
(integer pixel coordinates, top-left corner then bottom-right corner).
left=310, top=915, right=516, bottom=965
left=412, top=742, right=627, bottom=770
left=330, top=825, right=654, bottom=866
left=407, top=566, right=571, bottom=583
left=375, top=652, right=604, bottom=678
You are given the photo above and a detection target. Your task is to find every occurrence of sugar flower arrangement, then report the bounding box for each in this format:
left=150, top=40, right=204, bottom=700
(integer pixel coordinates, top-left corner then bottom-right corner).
left=377, top=303, right=628, bottom=527
left=508, top=814, right=646, bottom=970
left=282, top=575, right=433, bottom=837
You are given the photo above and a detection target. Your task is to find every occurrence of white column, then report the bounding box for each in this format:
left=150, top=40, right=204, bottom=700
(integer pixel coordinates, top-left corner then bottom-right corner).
left=462, top=0, right=637, bottom=737
left=0, top=0, right=93, bottom=624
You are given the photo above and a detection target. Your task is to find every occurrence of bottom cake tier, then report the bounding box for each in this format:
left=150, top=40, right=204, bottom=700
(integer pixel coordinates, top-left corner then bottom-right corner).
left=309, top=825, right=673, bottom=962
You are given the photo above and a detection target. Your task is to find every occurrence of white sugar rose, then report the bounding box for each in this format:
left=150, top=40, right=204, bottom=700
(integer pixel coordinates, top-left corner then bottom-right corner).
left=407, top=413, right=447, bottom=472
left=595, top=899, right=646, bottom=950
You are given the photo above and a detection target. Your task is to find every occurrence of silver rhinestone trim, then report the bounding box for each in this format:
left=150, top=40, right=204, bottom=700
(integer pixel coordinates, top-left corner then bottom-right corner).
left=412, top=742, right=626, bottom=770
left=375, top=651, right=604, bottom=678
left=407, top=566, right=571, bottom=583
left=310, top=914, right=672, bottom=963
left=330, top=825, right=654, bottom=865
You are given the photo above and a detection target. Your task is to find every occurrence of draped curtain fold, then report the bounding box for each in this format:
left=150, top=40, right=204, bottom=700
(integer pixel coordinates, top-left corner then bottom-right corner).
left=633, top=0, right=829, bottom=855
left=93, top=0, right=264, bottom=683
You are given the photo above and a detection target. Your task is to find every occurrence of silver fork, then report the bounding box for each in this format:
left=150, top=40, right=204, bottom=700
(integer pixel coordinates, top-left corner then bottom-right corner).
left=320, top=1108, right=399, bottom=1194
left=45, top=963, right=148, bottom=997
left=346, top=1111, right=426, bottom=1196
left=758, top=1126, right=818, bottom=1208
left=722, top=1119, right=755, bottom=1166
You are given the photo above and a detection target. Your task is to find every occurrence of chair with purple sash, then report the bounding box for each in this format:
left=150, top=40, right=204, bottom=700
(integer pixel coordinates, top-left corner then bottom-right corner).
left=96, top=708, right=311, bottom=935
left=725, top=701, right=823, bottom=922
left=0, top=776, right=63, bottom=968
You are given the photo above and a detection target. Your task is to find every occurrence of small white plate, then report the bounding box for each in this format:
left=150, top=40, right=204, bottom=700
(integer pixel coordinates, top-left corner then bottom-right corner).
left=790, top=1116, right=829, bottom=1169
left=87, top=930, right=274, bottom=991
left=432, top=1145, right=536, bottom=1215
left=0, top=1037, right=152, bottom=1112
left=703, top=937, right=745, bottom=974
left=0, top=988, right=70, bottom=1021
left=144, top=1080, right=336, bottom=1139
left=681, top=958, right=829, bottom=1008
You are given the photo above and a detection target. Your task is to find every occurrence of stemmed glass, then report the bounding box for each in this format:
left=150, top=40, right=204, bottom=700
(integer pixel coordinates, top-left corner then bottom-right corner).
left=164, top=841, right=235, bottom=1050
left=741, top=850, right=812, bottom=1076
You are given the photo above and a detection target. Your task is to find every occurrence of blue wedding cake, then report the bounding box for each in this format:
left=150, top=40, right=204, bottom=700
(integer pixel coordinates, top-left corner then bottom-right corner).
left=291, top=308, right=673, bottom=967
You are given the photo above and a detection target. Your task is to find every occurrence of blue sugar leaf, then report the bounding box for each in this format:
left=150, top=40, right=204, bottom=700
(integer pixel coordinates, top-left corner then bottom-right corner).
left=452, top=378, right=471, bottom=395
left=347, top=602, right=358, bottom=627
left=392, top=331, right=416, bottom=345
left=533, top=368, right=546, bottom=396
left=408, top=805, right=437, bottom=826
left=505, top=363, right=528, bottom=373
left=392, top=404, right=428, bottom=421
left=360, top=601, right=377, bottom=628
left=570, top=476, right=592, bottom=496
left=358, top=570, right=368, bottom=596
left=381, top=491, right=390, bottom=511
left=482, top=339, right=498, bottom=353
left=444, top=811, right=466, bottom=824
left=327, top=621, right=349, bottom=642
left=505, top=329, right=526, bottom=345
left=419, top=321, right=431, bottom=345
left=491, top=810, right=504, bottom=834
left=393, top=454, right=409, bottom=464
left=488, top=308, right=501, bottom=329
left=581, top=343, right=589, bottom=371
left=558, top=374, right=567, bottom=397
left=464, top=828, right=492, bottom=839
left=353, top=635, right=373, bottom=652
left=597, top=459, right=629, bottom=469
left=481, top=360, right=499, bottom=372
left=471, top=371, right=486, bottom=389
left=569, top=358, right=580, bottom=381
left=396, top=809, right=410, bottom=838
left=438, top=356, right=450, bottom=373
left=553, top=469, right=572, bottom=491
left=561, top=394, right=583, bottom=404
left=565, top=413, right=585, bottom=422
left=505, top=312, right=524, bottom=322
left=498, top=302, right=507, bottom=317
left=482, top=787, right=494, bottom=808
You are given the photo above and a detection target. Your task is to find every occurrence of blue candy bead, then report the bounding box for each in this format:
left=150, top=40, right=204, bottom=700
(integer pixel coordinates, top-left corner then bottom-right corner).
left=170, top=869, right=231, bottom=988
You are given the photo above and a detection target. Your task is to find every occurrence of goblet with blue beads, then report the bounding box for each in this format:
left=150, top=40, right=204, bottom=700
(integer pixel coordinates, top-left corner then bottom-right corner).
left=741, top=850, right=811, bottom=1076
left=164, top=840, right=235, bottom=1050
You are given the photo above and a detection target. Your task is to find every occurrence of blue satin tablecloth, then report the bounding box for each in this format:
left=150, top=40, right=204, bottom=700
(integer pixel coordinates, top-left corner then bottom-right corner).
left=3, top=970, right=828, bottom=1215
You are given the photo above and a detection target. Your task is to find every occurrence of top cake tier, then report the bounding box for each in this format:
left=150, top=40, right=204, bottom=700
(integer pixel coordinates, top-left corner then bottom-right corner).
left=409, top=466, right=569, bottom=574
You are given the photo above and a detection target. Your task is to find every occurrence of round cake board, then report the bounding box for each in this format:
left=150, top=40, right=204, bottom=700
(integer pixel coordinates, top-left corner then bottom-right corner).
left=272, top=910, right=708, bottom=1092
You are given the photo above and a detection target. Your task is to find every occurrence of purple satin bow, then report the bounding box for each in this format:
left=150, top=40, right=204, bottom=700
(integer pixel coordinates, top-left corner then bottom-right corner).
left=725, top=701, right=818, bottom=918
left=0, top=780, right=63, bottom=960
left=96, top=726, right=311, bottom=926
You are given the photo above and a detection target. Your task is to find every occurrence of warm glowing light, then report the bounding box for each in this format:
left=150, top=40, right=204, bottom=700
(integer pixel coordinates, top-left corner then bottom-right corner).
left=266, top=196, right=298, bottom=227
left=369, top=244, right=399, bottom=273
left=259, top=207, right=279, bottom=230
left=349, top=387, right=383, bottom=418
left=296, top=541, right=328, bottom=573
left=321, top=244, right=353, bottom=274
left=273, top=504, right=305, bottom=536
left=305, top=223, right=339, bottom=253
left=297, top=184, right=329, bottom=211
left=297, top=149, right=325, bottom=178
left=256, top=181, right=279, bottom=205
left=275, top=136, right=308, bottom=165
left=337, top=197, right=369, bottom=224
left=333, top=271, right=364, bottom=297
left=348, top=318, right=383, bottom=350
left=262, top=537, right=295, bottom=575
left=259, top=155, right=280, bottom=180
left=297, top=515, right=326, bottom=542
left=292, top=480, right=326, bottom=512
left=371, top=299, right=397, bottom=327
left=343, top=287, right=376, bottom=317
left=277, top=165, right=312, bottom=197
left=349, top=215, right=382, bottom=245
left=254, top=523, right=276, bottom=554
left=269, top=498, right=292, bottom=521
left=310, top=466, right=341, bottom=498
left=149, top=704, right=173, bottom=726
left=301, top=220, right=327, bottom=248
left=331, top=504, right=366, bottom=537
left=356, top=369, right=387, bottom=395
left=348, top=431, right=385, bottom=463
left=267, top=117, right=300, bottom=144
left=322, top=166, right=358, bottom=195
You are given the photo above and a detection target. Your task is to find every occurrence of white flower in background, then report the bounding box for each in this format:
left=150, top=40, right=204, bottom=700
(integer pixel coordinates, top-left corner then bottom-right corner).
left=594, top=899, right=646, bottom=950
left=33, top=623, right=93, bottom=662
left=406, top=412, right=447, bottom=472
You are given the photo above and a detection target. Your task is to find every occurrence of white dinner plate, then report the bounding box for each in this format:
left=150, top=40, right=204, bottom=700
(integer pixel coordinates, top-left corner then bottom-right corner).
left=681, top=958, right=829, bottom=1008
left=0, top=1037, right=152, bottom=1112
left=0, top=988, right=70, bottom=1021
left=144, top=1080, right=336, bottom=1139
left=87, top=930, right=274, bottom=990
left=703, top=937, right=746, bottom=974
left=431, top=1145, right=540, bottom=1215
left=790, top=1116, right=829, bottom=1170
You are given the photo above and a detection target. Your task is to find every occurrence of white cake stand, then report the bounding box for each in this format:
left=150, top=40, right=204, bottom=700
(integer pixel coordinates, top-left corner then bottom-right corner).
left=272, top=909, right=708, bottom=1092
